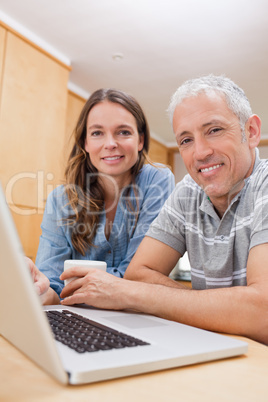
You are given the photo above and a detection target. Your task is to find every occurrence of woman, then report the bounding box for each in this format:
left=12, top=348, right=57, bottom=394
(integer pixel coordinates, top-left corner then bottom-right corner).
left=33, top=88, right=174, bottom=304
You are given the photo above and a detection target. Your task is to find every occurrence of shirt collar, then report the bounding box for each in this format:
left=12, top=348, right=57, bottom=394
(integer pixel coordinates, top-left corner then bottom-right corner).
left=244, top=147, right=261, bottom=186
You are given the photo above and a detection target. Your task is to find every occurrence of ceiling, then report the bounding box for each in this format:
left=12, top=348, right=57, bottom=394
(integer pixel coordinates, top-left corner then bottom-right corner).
left=1, top=0, right=268, bottom=145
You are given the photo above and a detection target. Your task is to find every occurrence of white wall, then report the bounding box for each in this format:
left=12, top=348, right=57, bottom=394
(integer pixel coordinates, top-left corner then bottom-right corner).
left=258, top=146, right=268, bottom=159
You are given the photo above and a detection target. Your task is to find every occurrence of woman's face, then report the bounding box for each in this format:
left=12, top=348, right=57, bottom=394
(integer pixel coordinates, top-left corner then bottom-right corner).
left=85, top=100, right=144, bottom=186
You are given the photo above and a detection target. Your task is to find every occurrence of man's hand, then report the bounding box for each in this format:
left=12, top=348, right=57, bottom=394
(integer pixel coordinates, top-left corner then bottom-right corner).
left=25, top=257, right=50, bottom=303
left=60, top=267, right=130, bottom=310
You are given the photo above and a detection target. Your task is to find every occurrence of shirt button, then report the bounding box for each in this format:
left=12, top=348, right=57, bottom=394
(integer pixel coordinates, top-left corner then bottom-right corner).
left=220, top=235, right=225, bottom=241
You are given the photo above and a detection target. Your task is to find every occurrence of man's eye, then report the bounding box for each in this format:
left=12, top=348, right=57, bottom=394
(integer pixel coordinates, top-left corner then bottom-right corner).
left=209, top=128, right=222, bottom=134
left=180, top=138, right=192, bottom=146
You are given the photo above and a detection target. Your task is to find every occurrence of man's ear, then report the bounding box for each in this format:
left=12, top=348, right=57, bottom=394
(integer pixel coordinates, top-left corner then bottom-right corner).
left=246, top=114, right=262, bottom=149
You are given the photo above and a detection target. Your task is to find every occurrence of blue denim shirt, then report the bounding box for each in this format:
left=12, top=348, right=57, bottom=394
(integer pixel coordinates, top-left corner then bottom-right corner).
left=35, top=164, right=175, bottom=296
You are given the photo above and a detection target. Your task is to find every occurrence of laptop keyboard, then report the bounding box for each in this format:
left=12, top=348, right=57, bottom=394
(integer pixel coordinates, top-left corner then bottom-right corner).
left=46, top=310, right=150, bottom=353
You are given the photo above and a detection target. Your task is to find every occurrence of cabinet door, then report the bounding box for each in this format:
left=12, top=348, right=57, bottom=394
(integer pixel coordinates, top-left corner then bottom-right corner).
left=64, top=91, right=86, bottom=160
left=0, top=26, right=6, bottom=92
left=148, top=138, right=169, bottom=165
left=10, top=208, right=43, bottom=261
left=0, top=31, right=69, bottom=209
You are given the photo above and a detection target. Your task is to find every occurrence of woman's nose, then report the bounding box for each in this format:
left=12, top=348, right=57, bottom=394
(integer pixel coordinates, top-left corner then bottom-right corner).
left=104, top=134, right=117, bottom=149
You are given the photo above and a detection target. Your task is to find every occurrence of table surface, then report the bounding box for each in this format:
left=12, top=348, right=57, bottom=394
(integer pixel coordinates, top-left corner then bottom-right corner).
left=1, top=332, right=268, bottom=402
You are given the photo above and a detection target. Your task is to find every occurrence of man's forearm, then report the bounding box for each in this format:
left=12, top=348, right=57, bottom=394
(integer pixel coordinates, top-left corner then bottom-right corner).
left=124, top=265, right=189, bottom=289
left=123, top=280, right=268, bottom=344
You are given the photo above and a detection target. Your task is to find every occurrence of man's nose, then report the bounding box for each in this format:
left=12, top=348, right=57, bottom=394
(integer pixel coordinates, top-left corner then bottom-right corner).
left=194, top=137, right=213, bottom=160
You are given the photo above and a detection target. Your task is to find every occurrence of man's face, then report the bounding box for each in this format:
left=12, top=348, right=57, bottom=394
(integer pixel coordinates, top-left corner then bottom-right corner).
left=173, top=92, right=256, bottom=215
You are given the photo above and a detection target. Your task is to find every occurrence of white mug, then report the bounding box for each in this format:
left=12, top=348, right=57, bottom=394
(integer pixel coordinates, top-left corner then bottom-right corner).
left=63, top=260, right=107, bottom=285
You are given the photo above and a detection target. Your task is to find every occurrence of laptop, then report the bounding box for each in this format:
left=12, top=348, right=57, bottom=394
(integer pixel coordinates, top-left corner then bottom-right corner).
left=0, top=184, right=248, bottom=385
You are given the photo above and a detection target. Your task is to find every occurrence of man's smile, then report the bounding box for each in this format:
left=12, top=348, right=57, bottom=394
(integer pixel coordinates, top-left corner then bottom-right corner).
left=199, top=163, right=224, bottom=173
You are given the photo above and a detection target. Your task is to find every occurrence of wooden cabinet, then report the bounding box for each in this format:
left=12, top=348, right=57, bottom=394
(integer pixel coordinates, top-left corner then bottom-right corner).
left=0, top=25, right=70, bottom=260
left=148, top=138, right=169, bottom=165
left=0, top=26, right=6, bottom=91
left=0, top=30, right=69, bottom=208
left=64, top=91, right=86, bottom=160
left=10, top=210, right=43, bottom=261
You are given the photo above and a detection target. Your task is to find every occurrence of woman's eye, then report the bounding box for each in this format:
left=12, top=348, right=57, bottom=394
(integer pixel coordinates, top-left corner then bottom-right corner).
left=91, top=131, right=102, bottom=137
left=118, top=130, right=131, bottom=136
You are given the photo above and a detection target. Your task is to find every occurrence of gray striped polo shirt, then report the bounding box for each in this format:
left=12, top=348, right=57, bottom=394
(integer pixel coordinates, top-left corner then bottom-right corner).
left=146, top=149, right=268, bottom=289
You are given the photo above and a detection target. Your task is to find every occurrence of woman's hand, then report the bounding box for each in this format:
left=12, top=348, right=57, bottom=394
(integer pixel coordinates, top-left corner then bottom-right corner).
left=25, top=256, right=50, bottom=303
left=60, top=267, right=130, bottom=310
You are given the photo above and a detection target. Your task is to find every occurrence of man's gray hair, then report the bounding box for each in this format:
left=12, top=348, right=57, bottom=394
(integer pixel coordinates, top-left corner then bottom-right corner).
left=167, top=74, right=252, bottom=132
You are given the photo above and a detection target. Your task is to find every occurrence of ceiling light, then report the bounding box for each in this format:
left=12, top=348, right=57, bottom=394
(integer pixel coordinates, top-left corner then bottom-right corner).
left=112, top=53, right=124, bottom=61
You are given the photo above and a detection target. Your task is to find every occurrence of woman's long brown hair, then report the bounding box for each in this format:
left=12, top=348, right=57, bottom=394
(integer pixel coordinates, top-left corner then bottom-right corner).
left=64, top=89, right=150, bottom=255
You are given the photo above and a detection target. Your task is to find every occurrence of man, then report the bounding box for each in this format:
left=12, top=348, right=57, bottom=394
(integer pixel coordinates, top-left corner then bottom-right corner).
left=38, top=75, right=268, bottom=344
